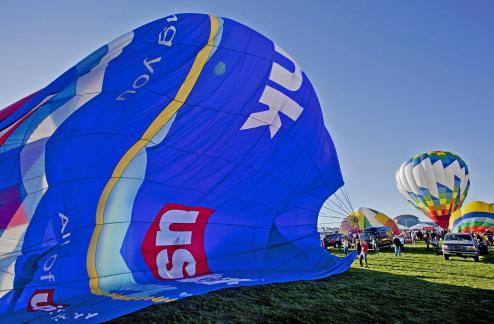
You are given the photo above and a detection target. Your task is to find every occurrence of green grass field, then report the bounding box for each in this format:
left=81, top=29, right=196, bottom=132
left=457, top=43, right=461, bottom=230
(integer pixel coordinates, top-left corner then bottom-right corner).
left=112, top=243, right=494, bottom=323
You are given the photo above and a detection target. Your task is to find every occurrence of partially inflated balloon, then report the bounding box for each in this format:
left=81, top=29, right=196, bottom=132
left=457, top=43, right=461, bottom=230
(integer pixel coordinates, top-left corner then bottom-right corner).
left=449, top=201, right=494, bottom=233
left=395, top=151, right=470, bottom=229
left=394, top=214, right=419, bottom=228
left=339, top=207, right=400, bottom=235
left=0, top=14, right=353, bottom=321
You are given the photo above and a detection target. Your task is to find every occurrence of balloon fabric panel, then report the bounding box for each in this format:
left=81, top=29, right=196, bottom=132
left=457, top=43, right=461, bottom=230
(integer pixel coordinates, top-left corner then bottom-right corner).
left=0, top=14, right=352, bottom=322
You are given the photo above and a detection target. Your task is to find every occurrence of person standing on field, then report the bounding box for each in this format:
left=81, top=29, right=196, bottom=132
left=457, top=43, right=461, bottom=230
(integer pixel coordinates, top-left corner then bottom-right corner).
left=343, top=237, right=350, bottom=256
left=371, top=236, right=379, bottom=252
left=393, top=235, right=401, bottom=256
left=355, top=239, right=362, bottom=259
left=359, top=240, right=369, bottom=267
left=399, top=235, right=405, bottom=253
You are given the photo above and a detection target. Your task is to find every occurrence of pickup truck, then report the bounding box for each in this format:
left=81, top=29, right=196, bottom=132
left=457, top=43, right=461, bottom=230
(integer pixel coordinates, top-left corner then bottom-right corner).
left=442, top=233, right=480, bottom=262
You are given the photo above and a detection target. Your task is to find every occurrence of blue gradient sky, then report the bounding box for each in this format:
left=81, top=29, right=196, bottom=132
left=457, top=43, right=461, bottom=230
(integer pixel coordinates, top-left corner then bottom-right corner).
left=1, top=1, right=492, bottom=225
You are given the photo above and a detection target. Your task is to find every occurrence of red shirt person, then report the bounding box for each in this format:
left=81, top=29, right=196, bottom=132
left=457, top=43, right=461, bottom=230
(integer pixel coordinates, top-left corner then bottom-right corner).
left=359, top=240, right=369, bottom=267
left=361, top=240, right=369, bottom=253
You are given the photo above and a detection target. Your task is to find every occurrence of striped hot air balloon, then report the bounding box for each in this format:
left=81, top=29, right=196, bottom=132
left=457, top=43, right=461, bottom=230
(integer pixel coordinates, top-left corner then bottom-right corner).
left=395, top=151, right=470, bottom=229
left=449, top=201, right=494, bottom=233
left=340, top=207, right=400, bottom=235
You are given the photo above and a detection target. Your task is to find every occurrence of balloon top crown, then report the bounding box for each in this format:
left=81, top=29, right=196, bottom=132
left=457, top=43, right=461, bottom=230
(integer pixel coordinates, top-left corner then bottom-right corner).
left=405, top=151, right=468, bottom=173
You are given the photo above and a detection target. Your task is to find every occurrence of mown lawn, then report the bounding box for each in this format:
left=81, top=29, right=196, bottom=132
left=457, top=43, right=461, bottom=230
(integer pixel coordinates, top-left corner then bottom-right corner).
left=112, top=243, right=494, bottom=323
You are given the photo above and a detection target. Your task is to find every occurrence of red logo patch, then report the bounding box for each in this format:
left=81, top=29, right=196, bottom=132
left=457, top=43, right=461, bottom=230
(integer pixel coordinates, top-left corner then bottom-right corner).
left=142, top=204, right=213, bottom=280
left=27, top=289, right=67, bottom=312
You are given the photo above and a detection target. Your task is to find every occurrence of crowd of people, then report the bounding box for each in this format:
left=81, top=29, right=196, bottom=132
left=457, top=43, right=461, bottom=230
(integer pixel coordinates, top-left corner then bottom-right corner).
left=336, top=232, right=415, bottom=268
left=324, top=228, right=493, bottom=269
left=472, top=230, right=493, bottom=246
left=340, top=236, right=370, bottom=267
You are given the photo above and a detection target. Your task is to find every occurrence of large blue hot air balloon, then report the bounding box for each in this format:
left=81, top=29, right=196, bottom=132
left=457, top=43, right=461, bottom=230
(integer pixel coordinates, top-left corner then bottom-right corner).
left=0, top=14, right=352, bottom=322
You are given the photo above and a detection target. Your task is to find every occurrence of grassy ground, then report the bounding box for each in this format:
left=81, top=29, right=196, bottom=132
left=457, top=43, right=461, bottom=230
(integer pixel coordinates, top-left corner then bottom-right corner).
left=112, top=243, right=494, bottom=323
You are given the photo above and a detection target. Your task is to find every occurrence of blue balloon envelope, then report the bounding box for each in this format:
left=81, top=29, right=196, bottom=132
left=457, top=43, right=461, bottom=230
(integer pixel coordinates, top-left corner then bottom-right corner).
left=0, top=13, right=353, bottom=322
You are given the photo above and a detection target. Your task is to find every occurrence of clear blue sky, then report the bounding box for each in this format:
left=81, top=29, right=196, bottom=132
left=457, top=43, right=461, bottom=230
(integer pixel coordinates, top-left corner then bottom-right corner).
left=1, top=1, right=493, bottom=225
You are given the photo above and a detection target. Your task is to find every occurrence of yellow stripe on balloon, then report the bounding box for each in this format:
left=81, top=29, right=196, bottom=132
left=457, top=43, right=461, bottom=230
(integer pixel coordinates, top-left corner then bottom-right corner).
left=449, top=201, right=494, bottom=229
left=86, top=15, right=219, bottom=301
left=374, top=211, right=388, bottom=224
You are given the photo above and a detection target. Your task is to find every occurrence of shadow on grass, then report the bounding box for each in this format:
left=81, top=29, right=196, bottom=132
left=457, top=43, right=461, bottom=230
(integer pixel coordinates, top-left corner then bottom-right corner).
left=110, top=266, right=494, bottom=324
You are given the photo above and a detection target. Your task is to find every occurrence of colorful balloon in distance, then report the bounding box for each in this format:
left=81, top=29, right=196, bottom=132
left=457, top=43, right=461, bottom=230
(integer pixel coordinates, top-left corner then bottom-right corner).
left=0, top=13, right=353, bottom=321
left=395, top=151, right=470, bottom=229
left=449, top=201, right=494, bottom=233
left=339, top=207, right=400, bottom=235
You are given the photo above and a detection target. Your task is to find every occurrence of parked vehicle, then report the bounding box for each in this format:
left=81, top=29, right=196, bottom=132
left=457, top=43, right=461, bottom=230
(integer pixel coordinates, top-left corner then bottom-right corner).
left=477, top=236, right=490, bottom=255
left=323, top=234, right=344, bottom=249
left=485, top=230, right=493, bottom=245
left=360, top=227, right=393, bottom=249
left=442, top=233, right=480, bottom=261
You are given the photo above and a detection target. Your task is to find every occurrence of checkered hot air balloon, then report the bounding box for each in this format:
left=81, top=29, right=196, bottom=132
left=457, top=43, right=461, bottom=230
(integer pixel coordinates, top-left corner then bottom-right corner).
left=395, top=151, right=470, bottom=229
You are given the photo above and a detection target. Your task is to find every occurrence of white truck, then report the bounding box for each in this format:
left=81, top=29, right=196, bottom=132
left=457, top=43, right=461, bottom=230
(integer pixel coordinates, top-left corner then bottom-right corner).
left=442, top=233, right=480, bottom=262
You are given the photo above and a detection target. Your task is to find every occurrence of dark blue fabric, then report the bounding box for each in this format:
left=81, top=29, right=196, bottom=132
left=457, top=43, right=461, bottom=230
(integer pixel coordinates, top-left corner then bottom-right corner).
left=0, top=13, right=350, bottom=322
